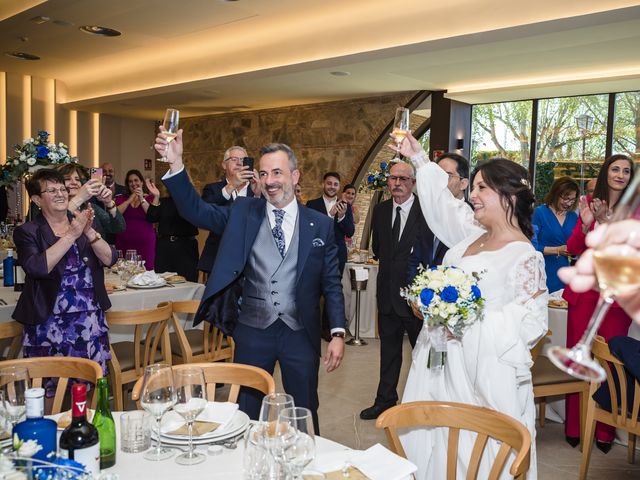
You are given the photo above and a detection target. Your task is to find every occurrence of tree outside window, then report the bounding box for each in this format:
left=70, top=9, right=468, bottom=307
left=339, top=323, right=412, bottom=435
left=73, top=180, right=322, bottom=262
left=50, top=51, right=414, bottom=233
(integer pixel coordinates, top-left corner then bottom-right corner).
left=613, top=91, right=640, bottom=160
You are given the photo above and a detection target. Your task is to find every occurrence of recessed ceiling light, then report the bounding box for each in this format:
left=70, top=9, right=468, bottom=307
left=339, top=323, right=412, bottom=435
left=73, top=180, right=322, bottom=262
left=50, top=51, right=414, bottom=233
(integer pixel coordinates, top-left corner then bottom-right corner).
left=79, top=26, right=122, bottom=37
left=5, top=51, right=40, bottom=61
left=53, top=20, right=74, bottom=27
left=330, top=71, right=351, bottom=77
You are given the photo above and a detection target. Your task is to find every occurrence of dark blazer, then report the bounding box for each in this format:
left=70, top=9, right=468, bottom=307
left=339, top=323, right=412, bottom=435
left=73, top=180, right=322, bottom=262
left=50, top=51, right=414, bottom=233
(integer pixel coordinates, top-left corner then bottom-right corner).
left=305, top=197, right=355, bottom=271
left=163, top=170, right=346, bottom=355
left=112, top=183, right=127, bottom=197
left=372, top=196, right=430, bottom=317
left=406, top=222, right=448, bottom=283
left=12, top=215, right=117, bottom=326
left=198, top=179, right=255, bottom=273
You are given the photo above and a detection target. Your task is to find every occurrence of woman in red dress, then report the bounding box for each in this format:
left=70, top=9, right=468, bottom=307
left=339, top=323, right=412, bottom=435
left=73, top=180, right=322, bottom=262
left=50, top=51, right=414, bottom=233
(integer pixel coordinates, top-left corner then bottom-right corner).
left=563, top=154, right=635, bottom=451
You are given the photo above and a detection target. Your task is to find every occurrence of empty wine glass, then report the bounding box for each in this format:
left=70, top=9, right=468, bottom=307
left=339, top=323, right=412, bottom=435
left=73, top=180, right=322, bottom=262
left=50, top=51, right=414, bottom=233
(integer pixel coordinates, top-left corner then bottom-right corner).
left=140, top=364, right=176, bottom=461
left=275, top=407, right=316, bottom=480
left=0, top=366, right=30, bottom=429
left=549, top=169, right=640, bottom=381
left=173, top=367, right=207, bottom=465
left=391, top=107, right=410, bottom=161
left=260, top=393, right=294, bottom=479
left=160, top=108, right=180, bottom=162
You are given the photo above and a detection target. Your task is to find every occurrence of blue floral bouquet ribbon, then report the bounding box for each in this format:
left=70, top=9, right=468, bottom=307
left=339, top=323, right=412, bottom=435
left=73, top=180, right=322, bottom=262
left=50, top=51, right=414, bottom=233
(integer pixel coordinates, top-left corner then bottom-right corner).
left=401, top=266, right=485, bottom=368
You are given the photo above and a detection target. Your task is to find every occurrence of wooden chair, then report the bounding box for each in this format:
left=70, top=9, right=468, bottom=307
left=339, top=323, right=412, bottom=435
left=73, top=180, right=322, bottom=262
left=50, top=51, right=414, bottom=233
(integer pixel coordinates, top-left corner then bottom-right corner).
left=169, top=300, right=235, bottom=364
left=530, top=330, right=589, bottom=438
left=376, top=401, right=531, bottom=480
left=580, top=336, right=640, bottom=479
left=0, top=357, right=103, bottom=414
left=0, top=321, right=23, bottom=360
left=131, top=362, right=275, bottom=408
left=106, top=301, right=173, bottom=411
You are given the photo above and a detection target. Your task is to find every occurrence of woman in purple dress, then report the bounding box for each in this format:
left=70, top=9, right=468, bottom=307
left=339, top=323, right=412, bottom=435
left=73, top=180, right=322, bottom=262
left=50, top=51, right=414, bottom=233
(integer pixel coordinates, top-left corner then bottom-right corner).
left=115, top=169, right=159, bottom=270
left=12, top=169, right=117, bottom=380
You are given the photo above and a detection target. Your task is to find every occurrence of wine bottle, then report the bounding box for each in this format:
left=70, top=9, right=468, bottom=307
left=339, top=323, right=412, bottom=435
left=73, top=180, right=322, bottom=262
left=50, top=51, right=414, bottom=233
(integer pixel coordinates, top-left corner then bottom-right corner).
left=92, top=377, right=116, bottom=469
left=12, top=388, right=57, bottom=463
left=13, top=257, right=25, bottom=292
left=3, top=248, right=14, bottom=287
left=59, top=383, right=100, bottom=477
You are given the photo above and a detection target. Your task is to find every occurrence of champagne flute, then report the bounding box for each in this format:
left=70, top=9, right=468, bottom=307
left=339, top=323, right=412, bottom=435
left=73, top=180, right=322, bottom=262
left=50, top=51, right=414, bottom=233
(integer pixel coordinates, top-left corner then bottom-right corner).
left=173, top=367, right=207, bottom=465
left=260, top=393, right=294, bottom=479
left=549, top=169, right=640, bottom=381
left=140, top=363, right=176, bottom=461
left=275, top=407, right=316, bottom=480
left=0, top=366, right=30, bottom=429
left=391, top=107, right=410, bottom=161
left=160, top=108, right=180, bottom=162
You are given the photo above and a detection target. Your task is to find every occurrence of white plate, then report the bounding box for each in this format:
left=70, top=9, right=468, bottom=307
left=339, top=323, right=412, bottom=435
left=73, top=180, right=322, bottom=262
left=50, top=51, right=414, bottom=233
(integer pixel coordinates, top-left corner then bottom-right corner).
left=126, top=280, right=167, bottom=289
left=157, top=410, right=249, bottom=444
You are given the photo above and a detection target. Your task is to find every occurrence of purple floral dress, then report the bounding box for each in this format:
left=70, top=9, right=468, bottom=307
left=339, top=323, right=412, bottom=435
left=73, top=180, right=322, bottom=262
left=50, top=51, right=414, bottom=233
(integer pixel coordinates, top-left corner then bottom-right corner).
left=23, top=243, right=111, bottom=378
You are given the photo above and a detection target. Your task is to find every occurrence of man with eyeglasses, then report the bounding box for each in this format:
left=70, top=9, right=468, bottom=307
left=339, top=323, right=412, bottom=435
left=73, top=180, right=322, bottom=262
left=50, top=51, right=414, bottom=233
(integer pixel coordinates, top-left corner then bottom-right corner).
left=198, top=146, right=259, bottom=277
left=436, top=152, right=469, bottom=201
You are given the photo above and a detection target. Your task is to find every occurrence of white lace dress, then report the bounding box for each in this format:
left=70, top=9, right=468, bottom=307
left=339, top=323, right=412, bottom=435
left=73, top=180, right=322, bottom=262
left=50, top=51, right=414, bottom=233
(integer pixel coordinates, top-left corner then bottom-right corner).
left=400, top=158, right=549, bottom=480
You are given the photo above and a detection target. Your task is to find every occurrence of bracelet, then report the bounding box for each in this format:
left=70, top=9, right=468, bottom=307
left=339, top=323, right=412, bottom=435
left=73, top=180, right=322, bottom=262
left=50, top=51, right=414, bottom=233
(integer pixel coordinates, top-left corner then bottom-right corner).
left=106, top=201, right=116, bottom=209
left=89, top=232, right=102, bottom=245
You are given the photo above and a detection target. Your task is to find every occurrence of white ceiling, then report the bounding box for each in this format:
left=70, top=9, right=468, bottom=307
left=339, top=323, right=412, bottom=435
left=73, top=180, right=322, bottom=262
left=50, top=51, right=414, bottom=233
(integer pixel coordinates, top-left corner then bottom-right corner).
left=1, top=0, right=640, bottom=119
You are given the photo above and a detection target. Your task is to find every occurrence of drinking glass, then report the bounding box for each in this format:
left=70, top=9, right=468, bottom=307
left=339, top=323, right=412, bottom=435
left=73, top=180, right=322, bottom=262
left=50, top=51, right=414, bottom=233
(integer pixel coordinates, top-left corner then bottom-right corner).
left=549, top=169, right=640, bottom=381
left=0, top=366, right=30, bottom=429
left=160, top=108, right=180, bottom=162
left=120, top=411, right=152, bottom=453
left=140, top=364, right=176, bottom=461
left=391, top=107, right=410, bottom=161
left=243, top=423, right=269, bottom=479
left=260, top=393, right=294, bottom=479
left=173, top=367, right=207, bottom=465
left=275, top=407, right=315, bottom=480
left=125, top=249, right=137, bottom=263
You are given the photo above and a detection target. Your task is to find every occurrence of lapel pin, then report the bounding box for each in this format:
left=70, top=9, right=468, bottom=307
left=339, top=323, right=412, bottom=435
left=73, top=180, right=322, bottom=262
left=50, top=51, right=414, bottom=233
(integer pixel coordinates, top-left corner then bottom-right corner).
left=310, top=222, right=314, bottom=226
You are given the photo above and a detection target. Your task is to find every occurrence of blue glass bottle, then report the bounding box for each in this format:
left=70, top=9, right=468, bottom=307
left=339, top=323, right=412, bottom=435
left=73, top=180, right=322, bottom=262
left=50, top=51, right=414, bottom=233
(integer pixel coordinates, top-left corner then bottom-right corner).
left=13, top=387, right=57, bottom=463
left=3, top=248, right=14, bottom=287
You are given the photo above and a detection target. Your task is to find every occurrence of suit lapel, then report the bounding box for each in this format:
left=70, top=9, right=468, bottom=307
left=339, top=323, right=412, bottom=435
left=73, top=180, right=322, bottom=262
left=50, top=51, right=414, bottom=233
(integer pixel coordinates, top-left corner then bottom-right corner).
left=296, top=207, right=313, bottom=283
left=244, top=199, right=265, bottom=259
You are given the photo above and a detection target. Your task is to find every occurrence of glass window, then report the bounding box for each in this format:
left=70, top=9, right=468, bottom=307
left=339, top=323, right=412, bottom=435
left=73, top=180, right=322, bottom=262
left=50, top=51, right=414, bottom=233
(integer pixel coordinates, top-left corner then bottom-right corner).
left=471, top=100, right=532, bottom=169
left=613, top=91, right=640, bottom=161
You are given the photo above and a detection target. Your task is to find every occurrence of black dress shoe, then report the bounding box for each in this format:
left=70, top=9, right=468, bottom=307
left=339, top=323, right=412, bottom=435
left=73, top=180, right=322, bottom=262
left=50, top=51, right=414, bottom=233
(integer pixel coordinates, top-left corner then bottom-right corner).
left=596, top=440, right=613, bottom=454
left=360, top=404, right=393, bottom=420
left=565, top=436, right=580, bottom=448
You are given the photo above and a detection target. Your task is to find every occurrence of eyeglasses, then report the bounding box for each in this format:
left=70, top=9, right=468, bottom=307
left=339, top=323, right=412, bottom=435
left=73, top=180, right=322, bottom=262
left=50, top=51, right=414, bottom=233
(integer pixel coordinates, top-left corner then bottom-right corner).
left=40, top=187, right=68, bottom=195
left=560, top=195, right=577, bottom=202
left=445, top=172, right=464, bottom=179
left=224, top=156, right=243, bottom=163
left=388, top=175, right=413, bottom=183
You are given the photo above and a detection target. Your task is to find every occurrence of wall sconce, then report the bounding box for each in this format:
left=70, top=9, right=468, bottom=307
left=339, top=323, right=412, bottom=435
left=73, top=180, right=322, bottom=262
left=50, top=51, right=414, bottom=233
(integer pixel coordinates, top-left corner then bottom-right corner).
left=456, top=138, right=464, bottom=150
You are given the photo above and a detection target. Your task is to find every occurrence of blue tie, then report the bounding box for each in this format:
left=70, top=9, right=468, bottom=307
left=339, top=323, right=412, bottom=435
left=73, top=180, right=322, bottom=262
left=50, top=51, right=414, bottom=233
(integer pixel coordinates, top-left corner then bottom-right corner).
left=272, top=209, right=286, bottom=257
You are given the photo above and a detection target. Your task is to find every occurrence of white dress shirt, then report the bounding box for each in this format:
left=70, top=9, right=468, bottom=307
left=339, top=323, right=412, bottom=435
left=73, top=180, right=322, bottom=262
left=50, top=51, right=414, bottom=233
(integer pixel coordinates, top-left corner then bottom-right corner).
left=221, top=180, right=249, bottom=200
left=392, top=194, right=415, bottom=240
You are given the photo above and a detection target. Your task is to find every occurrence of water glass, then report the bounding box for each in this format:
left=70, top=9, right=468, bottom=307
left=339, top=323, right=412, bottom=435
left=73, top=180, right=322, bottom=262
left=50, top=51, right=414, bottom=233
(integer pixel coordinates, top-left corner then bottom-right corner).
left=0, top=366, right=30, bottom=428
left=275, top=407, right=315, bottom=480
left=243, top=423, right=270, bottom=480
left=120, top=411, right=152, bottom=453
left=140, top=363, right=176, bottom=461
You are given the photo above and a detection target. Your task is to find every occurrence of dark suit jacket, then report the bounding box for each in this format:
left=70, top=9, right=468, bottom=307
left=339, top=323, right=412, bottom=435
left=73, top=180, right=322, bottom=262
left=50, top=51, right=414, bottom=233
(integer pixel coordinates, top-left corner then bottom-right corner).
left=198, top=179, right=255, bottom=273
left=407, top=222, right=448, bottom=284
left=305, top=197, right=355, bottom=271
left=12, top=215, right=117, bottom=326
left=372, top=196, right=430, bottom=317
left=163, top=170, right=346, bottom=355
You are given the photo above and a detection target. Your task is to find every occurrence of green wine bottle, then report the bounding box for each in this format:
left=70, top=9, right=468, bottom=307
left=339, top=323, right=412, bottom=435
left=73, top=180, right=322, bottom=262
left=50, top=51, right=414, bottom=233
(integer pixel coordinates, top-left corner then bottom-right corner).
left=92, top=377, right=116, bottom=469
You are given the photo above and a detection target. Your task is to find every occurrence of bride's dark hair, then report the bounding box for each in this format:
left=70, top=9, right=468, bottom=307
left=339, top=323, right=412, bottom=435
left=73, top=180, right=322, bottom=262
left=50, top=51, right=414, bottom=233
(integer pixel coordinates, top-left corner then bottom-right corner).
left=471, top=158, right=535, bottom=239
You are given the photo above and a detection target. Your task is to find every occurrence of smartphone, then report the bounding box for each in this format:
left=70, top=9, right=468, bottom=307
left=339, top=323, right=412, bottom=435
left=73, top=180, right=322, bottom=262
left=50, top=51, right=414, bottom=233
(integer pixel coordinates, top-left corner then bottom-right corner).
left=90, top=167, right=103, bottom=183
left=242, top=156, right=254, bottom=170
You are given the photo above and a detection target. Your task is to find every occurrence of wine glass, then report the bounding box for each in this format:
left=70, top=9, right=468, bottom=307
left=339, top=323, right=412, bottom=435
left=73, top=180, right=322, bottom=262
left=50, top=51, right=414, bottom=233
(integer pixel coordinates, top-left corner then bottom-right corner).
left=0, top=366, right=30, bottom=429
left=549, top=169, right=640, bottom=381
left=260, top=393, right=294, bottom=479
left=140, top=363, right=176, bottom=461
left=391, top=107, right=410, bottom=161
left=172, top=367, right=207, bottom=465
left=160, top=108, right=180, bottom=162
left=275, top=407, right=316, bottom=480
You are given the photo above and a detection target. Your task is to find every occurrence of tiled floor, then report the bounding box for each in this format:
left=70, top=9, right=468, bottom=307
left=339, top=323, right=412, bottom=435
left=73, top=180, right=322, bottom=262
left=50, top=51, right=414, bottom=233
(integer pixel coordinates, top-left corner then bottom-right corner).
left=271, top=337, right=640, bottom=479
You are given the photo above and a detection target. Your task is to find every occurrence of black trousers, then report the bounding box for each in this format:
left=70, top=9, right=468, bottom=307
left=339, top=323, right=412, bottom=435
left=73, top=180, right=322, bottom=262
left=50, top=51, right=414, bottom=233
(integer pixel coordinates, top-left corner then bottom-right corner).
left=154, top=237, right=199, bottom=282
left=374, top=311, right=422, bottom=407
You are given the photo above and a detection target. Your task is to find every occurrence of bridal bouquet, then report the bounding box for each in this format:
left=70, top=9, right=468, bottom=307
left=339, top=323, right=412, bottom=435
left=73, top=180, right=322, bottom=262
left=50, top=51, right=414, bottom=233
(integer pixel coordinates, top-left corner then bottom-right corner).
left=401, top=266, right=485, bottom=367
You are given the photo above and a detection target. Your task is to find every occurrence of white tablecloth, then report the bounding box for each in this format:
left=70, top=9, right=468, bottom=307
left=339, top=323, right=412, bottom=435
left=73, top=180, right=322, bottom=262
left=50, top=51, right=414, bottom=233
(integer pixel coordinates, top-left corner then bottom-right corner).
left=342, top=262, right=378, bottom=338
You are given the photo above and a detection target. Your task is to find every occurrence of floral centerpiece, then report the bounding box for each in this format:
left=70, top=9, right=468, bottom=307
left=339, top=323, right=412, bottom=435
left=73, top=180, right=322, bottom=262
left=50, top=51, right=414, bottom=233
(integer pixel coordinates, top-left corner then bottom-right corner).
left=401, top=265, right=485, bottom=367
left=1, top=131, right=77, bottom=188
left=361, top=160, right=392, bottom=192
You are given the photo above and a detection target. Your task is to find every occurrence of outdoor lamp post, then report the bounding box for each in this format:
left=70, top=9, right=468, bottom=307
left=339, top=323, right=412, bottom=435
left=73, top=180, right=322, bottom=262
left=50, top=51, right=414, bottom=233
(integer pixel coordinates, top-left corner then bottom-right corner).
left=575, top=114, right=594, bottom=193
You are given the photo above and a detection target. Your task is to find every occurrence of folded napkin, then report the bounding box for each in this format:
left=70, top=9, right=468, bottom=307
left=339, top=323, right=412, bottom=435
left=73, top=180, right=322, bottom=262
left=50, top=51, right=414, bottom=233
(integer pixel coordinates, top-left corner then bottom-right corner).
left=317, top=467, right=368, bottom=480
left=167, top=420, right=220, bottom=437
left=350, top=444, right=417, bottom=480
left=158, top=272, right=178, bottom=279
left=162, top=402, right=238, bottom=436
left=549, top=289, right=564, bottom=301
left=129, top=271, right=166, bottom=286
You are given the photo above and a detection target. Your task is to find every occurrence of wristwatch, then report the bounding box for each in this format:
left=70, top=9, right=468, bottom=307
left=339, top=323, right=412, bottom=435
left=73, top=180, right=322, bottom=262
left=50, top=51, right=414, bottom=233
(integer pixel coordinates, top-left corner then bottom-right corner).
left=331, top=331, right=345, bottom=339
left=106, top=201, right=116, bottom=209
left=89, top=232, right=102, bottom=245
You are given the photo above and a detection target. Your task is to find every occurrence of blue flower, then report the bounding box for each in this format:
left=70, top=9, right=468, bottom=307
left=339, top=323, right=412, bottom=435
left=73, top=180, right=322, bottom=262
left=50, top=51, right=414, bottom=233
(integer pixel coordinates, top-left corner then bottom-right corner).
left=419, top=288, right=434, bottom=307
left=440, top=286, right=458, bottom=303
left=36, top=145, right=48, bottom=159
left=429, top=266, right=438, bottom=270
left=471, top=285, right=481, bottom=301
left=367, top=174, right=375, bottom=184
left=380, top=161, right=387, bottom=170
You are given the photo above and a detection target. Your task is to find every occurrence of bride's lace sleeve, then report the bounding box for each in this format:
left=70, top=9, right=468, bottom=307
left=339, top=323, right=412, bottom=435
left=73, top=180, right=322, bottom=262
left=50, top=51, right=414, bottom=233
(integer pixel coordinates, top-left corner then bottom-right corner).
left=411, top=150, right=483, bottom=248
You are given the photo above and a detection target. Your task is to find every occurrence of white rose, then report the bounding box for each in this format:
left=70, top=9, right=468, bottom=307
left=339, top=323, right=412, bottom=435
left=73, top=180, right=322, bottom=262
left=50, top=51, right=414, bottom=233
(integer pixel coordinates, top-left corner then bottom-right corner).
left=19, top=153, right=26, bottom=161
left=26, top=157, right=36, bottom=166
left=446, top=268, right=466, bottom=284
left=427, top=280, right=443, bottom=290
left=59, top=147, right=68, bottom=155
left=47, top=143, right=55, bottom=149
left=429, top=270, right=445, bottom=282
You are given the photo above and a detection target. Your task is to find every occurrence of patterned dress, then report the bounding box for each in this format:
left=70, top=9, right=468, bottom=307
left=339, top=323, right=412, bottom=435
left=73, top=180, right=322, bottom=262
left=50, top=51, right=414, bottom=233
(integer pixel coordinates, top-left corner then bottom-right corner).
left=22, top=243, right=111, bottom=380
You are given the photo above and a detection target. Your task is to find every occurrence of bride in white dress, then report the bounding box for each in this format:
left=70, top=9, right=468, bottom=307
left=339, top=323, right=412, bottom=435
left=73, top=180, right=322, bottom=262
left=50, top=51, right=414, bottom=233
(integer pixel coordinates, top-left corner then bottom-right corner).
left=396, top=135, right=549, bottom=479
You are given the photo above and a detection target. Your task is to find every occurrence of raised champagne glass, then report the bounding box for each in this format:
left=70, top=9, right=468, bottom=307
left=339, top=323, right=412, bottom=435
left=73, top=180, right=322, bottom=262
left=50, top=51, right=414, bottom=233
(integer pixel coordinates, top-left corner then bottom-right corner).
left=548, top=169, right=640, bottom=381
left=391, top=107, right=410, bottom=161
left=160, top=108, right=180, bottom=162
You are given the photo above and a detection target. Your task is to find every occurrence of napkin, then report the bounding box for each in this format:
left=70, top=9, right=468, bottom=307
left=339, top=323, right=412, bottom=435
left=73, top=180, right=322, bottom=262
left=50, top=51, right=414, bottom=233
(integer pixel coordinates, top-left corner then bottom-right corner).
left=162, top=402, right=238, bottom=435
left=129, top=271, right=166, bottom=286
left=350, top=444, right=417, bottom=480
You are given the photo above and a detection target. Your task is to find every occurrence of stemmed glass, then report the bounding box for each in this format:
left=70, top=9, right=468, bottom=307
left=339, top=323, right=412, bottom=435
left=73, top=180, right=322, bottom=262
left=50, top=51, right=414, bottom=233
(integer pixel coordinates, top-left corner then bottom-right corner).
left=140, top=363, right=176, bottom=461
left=549, top=169, right=640, bottom=381
left=0, top=366, right=30, bottom=429
left=275, top=407, right=316, bottom=480
left=172, top=367, right=207, bottom=465
left=160, top=108, right=180, bottom=162
left=260, top=393, right=294, bottom=479
left=391, top=107, right=410, bottom=161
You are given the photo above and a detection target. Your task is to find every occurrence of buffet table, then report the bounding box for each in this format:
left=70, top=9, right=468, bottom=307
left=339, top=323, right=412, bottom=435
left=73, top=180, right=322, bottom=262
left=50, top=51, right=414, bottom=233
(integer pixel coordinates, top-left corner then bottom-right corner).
left=342, top=262, right=378, bottom=338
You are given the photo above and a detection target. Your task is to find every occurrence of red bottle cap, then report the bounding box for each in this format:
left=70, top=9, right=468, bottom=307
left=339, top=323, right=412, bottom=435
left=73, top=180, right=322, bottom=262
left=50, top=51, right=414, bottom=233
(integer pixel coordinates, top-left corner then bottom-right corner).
left=71, top=383, right=88, bottom=418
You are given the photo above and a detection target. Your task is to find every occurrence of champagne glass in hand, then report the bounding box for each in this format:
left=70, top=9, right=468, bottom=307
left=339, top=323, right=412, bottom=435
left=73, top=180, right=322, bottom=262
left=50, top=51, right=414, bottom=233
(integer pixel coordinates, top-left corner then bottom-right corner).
left=391, top=107, right=410, bottom=161
left=0, top=366, right=30, bottom=429
left=140, top=363, right=176, bottom=461
left=275, top=407, right=316, bottom=480
left=160, top=108, right=180, bottom=162
left=549, top=169, right=640, bottom=381
left=173, top=367, right=207, bottom=465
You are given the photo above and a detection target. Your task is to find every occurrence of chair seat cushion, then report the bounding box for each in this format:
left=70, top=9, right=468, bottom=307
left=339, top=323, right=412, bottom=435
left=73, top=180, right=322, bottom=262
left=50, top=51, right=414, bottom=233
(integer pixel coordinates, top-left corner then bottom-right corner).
left=111, top=341, right=165, bottom=372
left=532, top=357, right=585, bottom=386
left=170, top=330, right=204, bottom=356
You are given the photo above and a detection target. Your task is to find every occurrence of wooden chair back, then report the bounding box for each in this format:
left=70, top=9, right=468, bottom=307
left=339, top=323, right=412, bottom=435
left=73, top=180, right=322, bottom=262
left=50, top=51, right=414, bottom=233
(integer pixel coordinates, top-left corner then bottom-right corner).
left=0, top=357, right=103, bottom=414
left=0, top=321, right=23, bottom=360
left=376, top=401, right=531, bottom=480
left=131, top=362, right=275, bottom=408
left=530, top=329, right=552, bottom=362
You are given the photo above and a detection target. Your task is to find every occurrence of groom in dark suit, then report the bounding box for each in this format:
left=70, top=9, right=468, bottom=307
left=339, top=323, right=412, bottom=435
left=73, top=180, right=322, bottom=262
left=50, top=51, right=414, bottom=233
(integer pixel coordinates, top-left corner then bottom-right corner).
left=155, top=130, right=345, bottom=433
left=360, top=160, right=446, bottom=420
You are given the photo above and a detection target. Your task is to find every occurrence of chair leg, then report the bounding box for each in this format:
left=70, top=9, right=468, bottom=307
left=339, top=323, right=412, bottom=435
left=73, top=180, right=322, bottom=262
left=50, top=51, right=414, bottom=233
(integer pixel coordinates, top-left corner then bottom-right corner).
left=579, top=406, right=597, bottom=480
left=110, top=371, right=123, bottom=412
left=628, top=433, right=636, bottom=464
left=538, top=399, right=546, bottom=428
left=579, top=390, right=586, bottom=451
